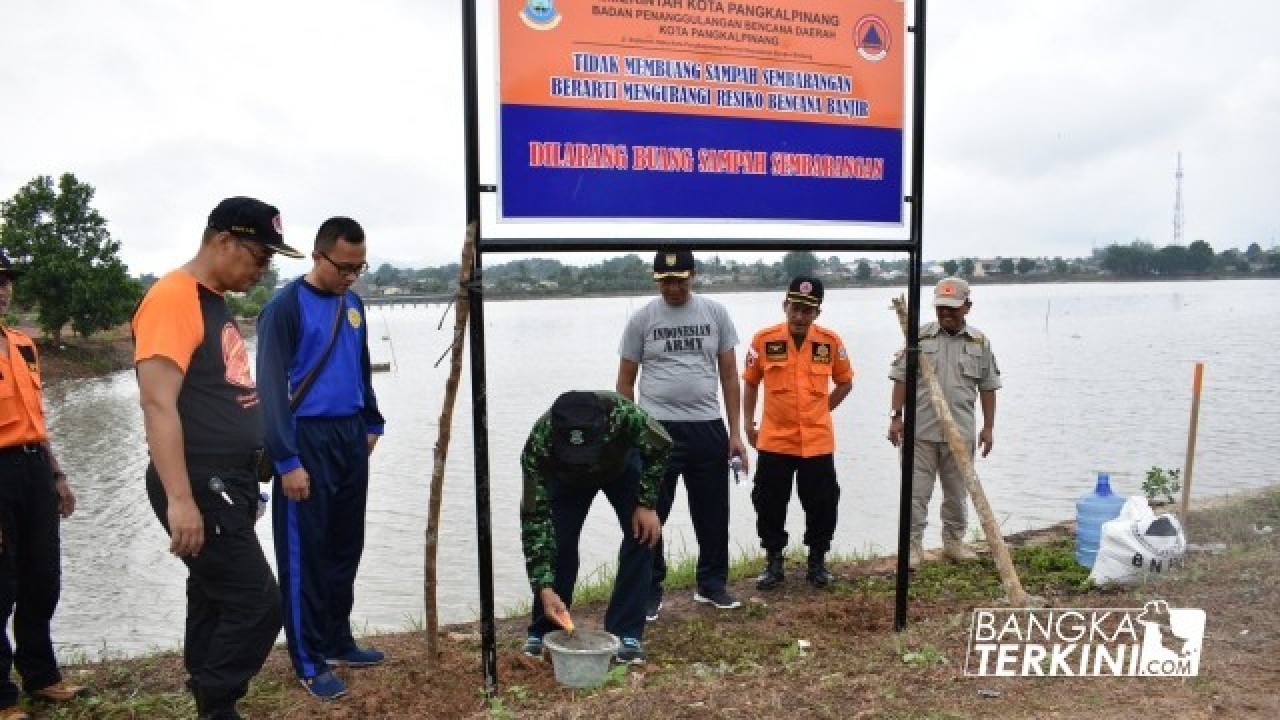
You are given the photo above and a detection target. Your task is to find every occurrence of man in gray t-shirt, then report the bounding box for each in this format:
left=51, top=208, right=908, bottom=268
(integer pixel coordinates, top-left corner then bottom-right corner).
left=617, top=250, right=747, bottom=615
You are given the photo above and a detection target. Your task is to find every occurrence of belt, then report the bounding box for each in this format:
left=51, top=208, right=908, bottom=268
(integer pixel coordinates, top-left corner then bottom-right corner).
left=0, top=443, right=45, bottom=457
left=185, top=449, right=264, bottom=471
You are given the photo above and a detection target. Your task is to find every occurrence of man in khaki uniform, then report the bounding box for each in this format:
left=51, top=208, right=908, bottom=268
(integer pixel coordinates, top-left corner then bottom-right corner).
left=888, top=277, right=1001, bottom=567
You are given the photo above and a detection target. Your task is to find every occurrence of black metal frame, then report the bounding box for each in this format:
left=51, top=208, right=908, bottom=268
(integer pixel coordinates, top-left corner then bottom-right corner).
left=460, top=0, right=928, bottom=694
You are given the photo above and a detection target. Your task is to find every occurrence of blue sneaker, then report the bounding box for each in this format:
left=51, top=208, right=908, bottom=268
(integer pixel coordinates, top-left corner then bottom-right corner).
left=521, top=635, right=543, bottom=658
left=299, top=670, right=347, bottom=700
left=327, top=647, right=385, bottom=668
left=614, top=637, right=646, bottom=665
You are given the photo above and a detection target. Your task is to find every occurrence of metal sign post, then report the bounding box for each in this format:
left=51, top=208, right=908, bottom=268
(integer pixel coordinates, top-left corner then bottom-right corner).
left=460, top=0, right=929, bottom=691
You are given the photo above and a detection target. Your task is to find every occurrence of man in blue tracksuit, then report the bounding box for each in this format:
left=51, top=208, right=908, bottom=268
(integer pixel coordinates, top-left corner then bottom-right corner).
left=256, top=216, right=384, bottom=701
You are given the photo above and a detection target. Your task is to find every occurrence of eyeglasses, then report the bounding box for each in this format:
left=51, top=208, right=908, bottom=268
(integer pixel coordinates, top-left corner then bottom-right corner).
left=234, top=239, right=272, bottom=268
left=318, top=251, right=368, bottom=276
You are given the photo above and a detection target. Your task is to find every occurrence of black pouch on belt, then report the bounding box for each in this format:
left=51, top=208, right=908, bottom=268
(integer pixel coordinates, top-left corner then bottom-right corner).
left=253, top=448, right=275, bottom=484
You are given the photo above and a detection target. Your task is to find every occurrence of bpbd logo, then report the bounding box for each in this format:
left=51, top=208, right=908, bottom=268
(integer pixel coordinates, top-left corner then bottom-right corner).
left=964, top=600, right=1206, bottom=677
left=854, top=15, right=891, bottom=62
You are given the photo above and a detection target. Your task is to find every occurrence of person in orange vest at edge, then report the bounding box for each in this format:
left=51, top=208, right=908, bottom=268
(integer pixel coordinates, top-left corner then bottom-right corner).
left=0, top=250, right=86, bottom=720
left=742, top=276, right=854, bottom=589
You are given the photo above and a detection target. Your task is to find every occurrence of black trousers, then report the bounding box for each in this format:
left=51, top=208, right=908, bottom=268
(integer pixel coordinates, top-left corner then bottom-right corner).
left=527, top=452, right=651, bottom=642
left=751, top=451, right=840, bottom=555
left=146, top=462, right=281, bottom=714
left=650, top=420, right=731, bottom=598
left=0, top=445, right=63, bottom=709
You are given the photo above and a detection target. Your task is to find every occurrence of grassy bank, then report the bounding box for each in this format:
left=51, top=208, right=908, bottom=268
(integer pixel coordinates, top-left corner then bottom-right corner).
left=23, top=488, right=1280, bottom=718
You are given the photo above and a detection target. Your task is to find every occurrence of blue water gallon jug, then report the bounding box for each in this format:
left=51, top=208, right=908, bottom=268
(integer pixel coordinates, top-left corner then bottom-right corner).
left=1075, top=472, right=1127, bottom=568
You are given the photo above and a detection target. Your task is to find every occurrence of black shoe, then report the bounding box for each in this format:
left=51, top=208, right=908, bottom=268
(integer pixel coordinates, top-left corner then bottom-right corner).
left=756, top=552, right=785, bottom=590
left=693, top=586, right=742, bottom=609
left=645, top=595, right=663, bottom=622
left=806, top=557, right=834, bottom=588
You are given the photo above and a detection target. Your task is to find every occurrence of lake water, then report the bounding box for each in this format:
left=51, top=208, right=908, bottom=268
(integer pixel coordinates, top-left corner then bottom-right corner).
left=44, top=279, right=1280, bottom=657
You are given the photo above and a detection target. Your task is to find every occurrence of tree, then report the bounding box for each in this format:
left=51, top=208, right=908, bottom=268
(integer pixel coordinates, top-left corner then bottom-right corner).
left=1154, top=245, right=1189, bottom=275
left=999, top=258, right=1015, bottom=275
left=782, top=250, right=819, bottom=279
left=942, top=260, right=959, bottom=276
left=1187, top=240, right=1214, bottom=275
left=1016, top=257, right=1036, bottom=275
left=1100, top=242, right=1156, bottom=276
left=0, top=173, right=140, bottom=341
left=1246, top=242, right=1263, bottom=261
left=960, top=258, right=975, bottom=276
left=855, top=260, right=871, bottom=281
left=1052, top=257, right=1070, bottom=275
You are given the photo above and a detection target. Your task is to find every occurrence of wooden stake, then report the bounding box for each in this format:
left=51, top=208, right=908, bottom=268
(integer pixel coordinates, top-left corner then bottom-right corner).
left=892, top=297, right=1030, bottom=606
left=424, top=223, right=476, bottom=665
left=1179, top=362, right=1205, bottom=525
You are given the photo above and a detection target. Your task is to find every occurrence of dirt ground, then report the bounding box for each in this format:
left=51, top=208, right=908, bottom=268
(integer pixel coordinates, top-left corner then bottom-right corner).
left=28, top=488, right=1280, bottom=719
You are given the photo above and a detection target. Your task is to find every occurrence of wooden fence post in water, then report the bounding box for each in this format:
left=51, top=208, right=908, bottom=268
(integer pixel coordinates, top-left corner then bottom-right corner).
left=424, top=223, right=476, bottom=665
left=892, top=296, right=1031, bottom=607
left=1179, top=362, right=1205, bottom=525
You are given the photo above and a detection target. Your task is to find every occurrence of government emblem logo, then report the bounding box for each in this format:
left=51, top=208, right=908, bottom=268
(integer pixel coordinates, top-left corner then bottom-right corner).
left=854, top=15, right=891, bottom=62
left=347, top=307, right=362, bottom=328
left=521, top=0, right=562, bottom=31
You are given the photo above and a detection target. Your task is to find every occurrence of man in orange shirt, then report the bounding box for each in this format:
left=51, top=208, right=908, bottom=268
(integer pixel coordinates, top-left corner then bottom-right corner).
left=742, top=277, right=853, bottom=589
left=0, top=251, right=83, bottom=720
left=133, top=197, right=299, bottom=719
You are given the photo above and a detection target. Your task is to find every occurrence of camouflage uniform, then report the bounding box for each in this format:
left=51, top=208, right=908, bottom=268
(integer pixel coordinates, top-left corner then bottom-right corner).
left=519, top=391, right=671, bottom=642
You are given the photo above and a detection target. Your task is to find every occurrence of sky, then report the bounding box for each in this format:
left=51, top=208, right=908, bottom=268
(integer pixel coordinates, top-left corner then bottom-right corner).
left=1, top=0, right=1277, bottom=278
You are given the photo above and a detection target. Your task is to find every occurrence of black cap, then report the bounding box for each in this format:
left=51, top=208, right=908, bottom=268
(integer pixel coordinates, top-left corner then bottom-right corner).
left=549, top=391, right=609, bottom=466
left=653, top=250, right=695, bottom=279
left=207, top=196, right=303, bottom=258
left=786, top=276, right=823, bottom=306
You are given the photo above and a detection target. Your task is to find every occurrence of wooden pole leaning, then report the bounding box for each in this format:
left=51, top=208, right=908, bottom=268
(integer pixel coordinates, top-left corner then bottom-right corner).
left=1179, top=362, right=1205, bottom=525
left=424, top=222, right=477, bottom=665
left=892, top=296, right=1030, bottom=607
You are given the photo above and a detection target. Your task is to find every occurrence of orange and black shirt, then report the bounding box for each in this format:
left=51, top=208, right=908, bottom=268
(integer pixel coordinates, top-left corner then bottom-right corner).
left=132, top=269, right=263, bottom=455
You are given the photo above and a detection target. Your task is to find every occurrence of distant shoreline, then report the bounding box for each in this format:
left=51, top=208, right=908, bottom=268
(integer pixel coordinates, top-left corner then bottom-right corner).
left=472, top=272, right=1274, bottom=303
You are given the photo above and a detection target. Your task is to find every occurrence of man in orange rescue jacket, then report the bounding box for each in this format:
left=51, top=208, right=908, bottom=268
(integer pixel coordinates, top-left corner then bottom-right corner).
left=742, top=276, right=854, bottom=590
left=0, top=250, right=84, bottom=720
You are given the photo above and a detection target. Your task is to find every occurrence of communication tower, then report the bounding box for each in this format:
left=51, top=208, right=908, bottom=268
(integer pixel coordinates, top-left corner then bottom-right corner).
left=1173, top=152, right=1185, bottom=245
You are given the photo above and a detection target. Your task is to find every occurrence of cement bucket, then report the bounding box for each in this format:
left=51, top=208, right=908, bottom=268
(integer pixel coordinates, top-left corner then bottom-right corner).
left=542, top=629, right=619, bottom=688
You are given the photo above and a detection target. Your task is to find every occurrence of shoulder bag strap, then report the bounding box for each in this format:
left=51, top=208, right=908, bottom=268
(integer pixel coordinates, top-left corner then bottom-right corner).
left=289, top=294, right=347, bottom=413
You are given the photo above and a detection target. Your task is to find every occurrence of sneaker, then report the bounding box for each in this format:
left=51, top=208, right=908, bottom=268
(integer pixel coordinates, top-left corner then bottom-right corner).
left=521, top=635, right=543, bottom=658
left=645, top=595, right=663, bottom=622
left=327, top=647, right=385, bottom=668
left=299, top=671, right=347, bottom=701
left=693, top=587, right=742, bottom=609
left=31, top=681, right=88, bottom=702
left=614, top=637, right=646, bottom=665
